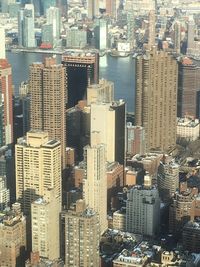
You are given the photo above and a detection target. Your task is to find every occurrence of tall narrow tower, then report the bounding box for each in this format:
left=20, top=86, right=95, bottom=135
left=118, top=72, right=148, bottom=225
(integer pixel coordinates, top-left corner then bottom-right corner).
left=29, top=57, right=66, bottom=167
left=83, top=144, right=107, bottom=234
left=135, top=49, right=178, bottom=152
left=0, top=59, right=13, bottom=145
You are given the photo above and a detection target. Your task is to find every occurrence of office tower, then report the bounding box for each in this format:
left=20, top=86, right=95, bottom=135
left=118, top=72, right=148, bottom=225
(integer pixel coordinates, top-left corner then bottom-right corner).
left=29, top=57, right=66, bottom=167
left=0, top=28, right=5, bottom=59
left=87, top=0, right=99, bottom=19
left=56, top=0, right=68, bottom=17
left=169, top=184, right=200, bottom=234
left=0, top=59, right=13, bottom=145
left=187, top=18, right=195, bottom=51
left=9, top=3, right=21, bottom=18
left=31, top=188, right=61, bottom=260
left=91, top=100, right=125, bottom=165
left=1, top=0, right=15, bottom=13
left=41, top=24, right=54, bottom=46
left=0, top=203, right=26, bottom=267
left=83, top=144, right=107, bottom=233
left=182, top=221, right=200, bottom=253
left=46, top=7, right=61, bottom=46
left=126, top=123, right=146, bottom=156
left=174, top=21, right=181, bottom=53
left=18, top=7, right=36, bottom=47
left=62, top=200, right=100, bottom=267
left=15, top=131, right=61, bottom=214
left=87, top=79, right=114, bottom=105
left=62, top=50, right=99, bottom=108
left=0, top=176, right=10, bottom=211
left=177, top=57, right=200, bottom=118
left=126, top=181, right=160, bottom=236
left=66, top=27, right=87, bottom=49
left=157, top=157, right=179, bottom=203
left=94, top=18, right=108, bottom=50
left=31, top=0, right=42, bottom=17
left=148, top=10, right=156, bottom=49
left=127, top=12, right=135, bottom=49
left=135, top=49, right=178, bottom=152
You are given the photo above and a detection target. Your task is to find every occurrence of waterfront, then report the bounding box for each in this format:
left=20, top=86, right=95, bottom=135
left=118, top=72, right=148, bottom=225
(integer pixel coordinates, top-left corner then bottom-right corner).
left=7, top=52, right=135, bottom=112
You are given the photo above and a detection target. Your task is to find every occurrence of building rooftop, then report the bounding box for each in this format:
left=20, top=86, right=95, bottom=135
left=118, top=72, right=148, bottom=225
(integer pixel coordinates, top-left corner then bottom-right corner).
left=177, top=118, right=199, bottom=127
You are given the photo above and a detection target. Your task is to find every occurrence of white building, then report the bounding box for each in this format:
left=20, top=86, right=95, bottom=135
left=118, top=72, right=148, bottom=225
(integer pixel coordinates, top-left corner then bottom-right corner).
left=177, top=118, right=200, bottom=141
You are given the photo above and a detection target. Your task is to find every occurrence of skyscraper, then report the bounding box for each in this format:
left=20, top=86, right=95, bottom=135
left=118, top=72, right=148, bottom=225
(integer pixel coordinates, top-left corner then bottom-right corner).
left=94, top=18, right=108, bottom=50
left=187, top=18, right=195, bottom=52
left=177, top=57, right=200, bottom=118
left=29, top=57, right=66, bottom=167
left=83, top=144, right=107, bottom=233
left=62, top=200, right=100, bottom=267
left=62, top=50, right=99, bottom=108
left=90, top=100, right=125, bottom=165
left=0, top=59, right=13, bottom=145
left=18, top=7, right=35, bottom=47
left=127, top=12, right=135, bottom=49
left=46, top=6, right=61, bottom=46
left=148, top=10, right=156, bottom=49
left=174, top=21, right=181, bottom=53
left=135, top=49, right=178, bottom=152
left=0, top=176, right=10, bottom=211
left=15, top=131, right=61, bottom=215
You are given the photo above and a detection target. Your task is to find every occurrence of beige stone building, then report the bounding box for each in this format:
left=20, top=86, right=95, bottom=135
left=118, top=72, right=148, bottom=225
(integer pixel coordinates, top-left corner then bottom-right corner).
left=135, top=49, right=178, bottom=152
left=62, top=200, right=100, bottom=267
left=15, top=131, right=61, bottom=215
left=29, top=57, right=66, bottom=167
left=83, top=144, right=108, bottom=233
left=31, top=188, right=61, bottom=260
left=0, top=203, right=26, bottom=267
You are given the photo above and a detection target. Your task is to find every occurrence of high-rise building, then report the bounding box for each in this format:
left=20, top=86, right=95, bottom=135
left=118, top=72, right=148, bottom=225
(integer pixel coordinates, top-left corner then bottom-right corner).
left=106, top=0, right=119, bottom=18
left=83, top=144, right=107, bottom=233
left=61, top=200, right=100, bottom=267
left=66, top=27, right=87, bottom=49
left=126, top=123, right=146, bottom=156
left=148, top=10, right=156, bottom=49
left=94, top=18, right=108, bottom=50
left=29, top=57, right=66, bottom=167
left=182, top=220, right=200, bottom=253
left=46, top=7, right=61, bottom=46
left=157, top=156, right=179, bottom=203
left=135, top=49, right=178, bottom=152
left=15, top=131, right=61, bottom=215
left=87, top=79, right=114, bottom=105
left=177, top=57, right=200, bottom=118
left=187, top=18, right=195, bottom=52
left=62, top=50, right=99, bottom=108
left=127, top=12, right=135, bottom=49
left=0, top=59, right=13, bottom=145
left=91, top=100, right=125, bottom=165
left=41, top=24, right=54, bottom=46
left=31, top=188, right=61, bottom=260
left=0, top=176, right=10, bottom=211
left=87, top=0, right=99, bottom=19
left=18, top=7, right=36, bottom=47
left=0, top=27, right=5, bottom=59
left=174, top=21, right=181, bottom=53
left=0, top=203, right=26, bottom=267
left=126, top=181, right=160, bottom=236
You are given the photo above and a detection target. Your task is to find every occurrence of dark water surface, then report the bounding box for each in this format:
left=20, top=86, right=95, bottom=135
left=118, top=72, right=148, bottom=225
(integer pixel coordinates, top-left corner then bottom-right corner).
left=7, top=52, right=135, bottom=112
